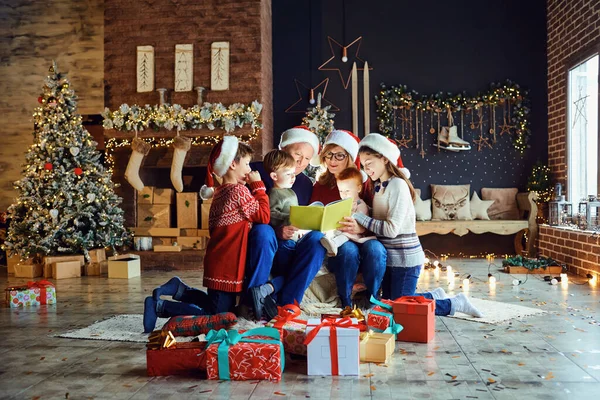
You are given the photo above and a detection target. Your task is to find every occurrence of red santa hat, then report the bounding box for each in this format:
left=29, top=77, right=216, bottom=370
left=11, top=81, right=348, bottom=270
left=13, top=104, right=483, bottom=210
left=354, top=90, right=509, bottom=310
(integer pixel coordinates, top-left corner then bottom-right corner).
left=324, top=129, right=368, bottom=182
left=279, top=126, right=321, bottom=165
left=359, top=133, right=410, bottom=179
left=199, top=135, right=239, bottom=200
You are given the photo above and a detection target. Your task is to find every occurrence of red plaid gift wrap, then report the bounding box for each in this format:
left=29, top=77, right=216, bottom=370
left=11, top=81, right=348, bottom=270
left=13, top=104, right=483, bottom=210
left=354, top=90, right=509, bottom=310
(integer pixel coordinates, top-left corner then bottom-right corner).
left=205, top=328, right=284, bottom=381
left=6, top=280, right=56, bottom=308
left=392, top=296, right=435, bottom=343
left=146, top=342, right=207, bottom=376
left=266, top=303, right=307, bottom=356
left=161, top=313, right=238, bottom=337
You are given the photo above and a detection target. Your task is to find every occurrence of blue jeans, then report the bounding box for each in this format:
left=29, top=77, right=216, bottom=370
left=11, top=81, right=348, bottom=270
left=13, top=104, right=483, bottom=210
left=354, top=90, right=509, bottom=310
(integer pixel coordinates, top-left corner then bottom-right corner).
left=207, top=289, right=237, bottom=314
left=271, top=230, right=327, bottom=305
left=245, top=224, right=278, bottom=290
left=381, top=265, right=452, bottom=316
left=327, top=240, right=387, bottom=308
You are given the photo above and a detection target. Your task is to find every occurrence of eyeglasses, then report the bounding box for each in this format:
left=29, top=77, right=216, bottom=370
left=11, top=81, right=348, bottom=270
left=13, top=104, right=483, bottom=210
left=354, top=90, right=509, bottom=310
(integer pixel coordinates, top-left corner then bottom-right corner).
left=323, top=152, right=348, bottom=161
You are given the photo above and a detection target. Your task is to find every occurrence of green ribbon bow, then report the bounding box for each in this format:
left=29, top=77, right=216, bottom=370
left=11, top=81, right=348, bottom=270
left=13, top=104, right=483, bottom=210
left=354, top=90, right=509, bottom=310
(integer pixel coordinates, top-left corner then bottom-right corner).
left=369, top=295, right=404, bottom=338
left=204, top=327, right=285, bottom=380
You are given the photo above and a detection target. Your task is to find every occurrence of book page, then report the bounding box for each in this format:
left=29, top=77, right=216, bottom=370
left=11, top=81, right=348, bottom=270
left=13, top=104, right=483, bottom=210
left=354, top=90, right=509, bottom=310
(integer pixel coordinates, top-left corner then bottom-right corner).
left=320, top=198, right=353, bottom=231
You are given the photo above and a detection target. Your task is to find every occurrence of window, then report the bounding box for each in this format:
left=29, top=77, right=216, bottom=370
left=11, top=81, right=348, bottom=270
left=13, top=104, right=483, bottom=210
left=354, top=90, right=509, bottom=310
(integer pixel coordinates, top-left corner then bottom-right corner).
left=568, top=55, right=599, bottom=204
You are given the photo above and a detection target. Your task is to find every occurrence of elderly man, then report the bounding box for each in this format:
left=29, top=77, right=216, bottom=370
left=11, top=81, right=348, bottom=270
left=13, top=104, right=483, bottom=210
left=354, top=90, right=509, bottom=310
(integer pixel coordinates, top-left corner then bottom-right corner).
left=245, top=126, right=326, bottom=319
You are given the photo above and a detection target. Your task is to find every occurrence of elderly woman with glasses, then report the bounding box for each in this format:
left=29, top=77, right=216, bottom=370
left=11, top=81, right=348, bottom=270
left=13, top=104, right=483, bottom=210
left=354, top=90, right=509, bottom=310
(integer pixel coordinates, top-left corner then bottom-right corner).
left=309, top=130, right=387, bottom=309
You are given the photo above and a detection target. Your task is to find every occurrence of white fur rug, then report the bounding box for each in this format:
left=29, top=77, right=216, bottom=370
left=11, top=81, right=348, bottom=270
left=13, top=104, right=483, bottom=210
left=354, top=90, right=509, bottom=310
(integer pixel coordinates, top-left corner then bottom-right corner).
left=448, top=297, right=547, bottom=324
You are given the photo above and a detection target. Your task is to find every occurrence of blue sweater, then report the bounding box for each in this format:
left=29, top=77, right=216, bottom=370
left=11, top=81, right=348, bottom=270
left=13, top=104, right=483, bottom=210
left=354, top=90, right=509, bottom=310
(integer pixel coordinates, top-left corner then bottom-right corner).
left=251, top=161, right=314, bottom=206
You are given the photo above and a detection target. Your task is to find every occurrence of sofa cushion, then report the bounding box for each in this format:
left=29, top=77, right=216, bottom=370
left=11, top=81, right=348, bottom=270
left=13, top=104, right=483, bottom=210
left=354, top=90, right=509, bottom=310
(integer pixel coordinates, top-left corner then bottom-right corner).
left=414, top=189, right=432, bottom=221
left=481, top=188, right=519, bottom=220
left=431, top=184, right=472, bottom=220
left=470, top=192, right=494, bottom=220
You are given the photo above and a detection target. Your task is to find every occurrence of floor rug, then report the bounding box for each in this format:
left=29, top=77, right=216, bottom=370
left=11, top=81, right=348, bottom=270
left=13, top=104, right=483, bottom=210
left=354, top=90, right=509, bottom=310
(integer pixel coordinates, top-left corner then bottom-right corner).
left=448, top=297, right=547, bottom=324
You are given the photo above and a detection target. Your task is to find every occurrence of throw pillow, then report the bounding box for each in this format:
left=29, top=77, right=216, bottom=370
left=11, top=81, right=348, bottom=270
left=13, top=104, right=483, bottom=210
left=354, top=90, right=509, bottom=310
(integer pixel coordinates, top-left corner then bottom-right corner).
left=161, top=312, right=238, bottom=337
left=481, top=188, right=519, bottom=220
left=431, top=184, right=472, bottom=220
left=414, top=189, right=432, bottom=221
left=470, top=192, right=494, bottom=220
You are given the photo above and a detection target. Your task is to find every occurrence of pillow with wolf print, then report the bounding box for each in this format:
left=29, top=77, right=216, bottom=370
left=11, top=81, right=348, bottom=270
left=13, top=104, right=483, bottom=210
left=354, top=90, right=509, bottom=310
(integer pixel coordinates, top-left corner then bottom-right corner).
left=431, top=184, right=473, bottom=220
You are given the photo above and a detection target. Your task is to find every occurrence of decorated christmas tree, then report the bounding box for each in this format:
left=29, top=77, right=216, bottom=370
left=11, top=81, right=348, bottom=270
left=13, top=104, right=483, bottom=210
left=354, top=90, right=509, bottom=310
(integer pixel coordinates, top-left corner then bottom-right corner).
left=3, top=62, right=129, bottom=260
left=302, top=93, right=335, bottom=144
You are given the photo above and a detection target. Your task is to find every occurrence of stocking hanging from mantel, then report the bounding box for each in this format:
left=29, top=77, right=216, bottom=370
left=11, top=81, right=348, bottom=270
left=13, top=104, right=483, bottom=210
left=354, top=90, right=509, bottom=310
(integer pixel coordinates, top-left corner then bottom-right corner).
left=124, top=129, right=151, bottom=192
left=170, top=132, right=191, bottom=193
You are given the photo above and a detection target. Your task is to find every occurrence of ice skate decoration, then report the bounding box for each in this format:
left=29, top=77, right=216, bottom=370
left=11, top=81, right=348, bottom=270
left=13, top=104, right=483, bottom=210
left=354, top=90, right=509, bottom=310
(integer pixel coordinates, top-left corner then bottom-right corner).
left=124, top=129, right=151, bottom=191
left=434, top=109, right=471, bottom=152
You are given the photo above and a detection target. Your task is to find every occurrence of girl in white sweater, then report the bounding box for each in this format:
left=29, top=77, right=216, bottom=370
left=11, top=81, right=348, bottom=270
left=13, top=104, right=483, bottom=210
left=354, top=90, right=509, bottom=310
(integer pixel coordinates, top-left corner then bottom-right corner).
left=340, top=133, right=482, bottom=317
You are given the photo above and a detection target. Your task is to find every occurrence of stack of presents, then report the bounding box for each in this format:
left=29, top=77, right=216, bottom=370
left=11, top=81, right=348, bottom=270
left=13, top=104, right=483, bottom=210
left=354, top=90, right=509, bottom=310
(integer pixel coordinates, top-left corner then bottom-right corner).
left=131, top=186, right=210, bottom=253
left=146, top=295, right=436, bottom=380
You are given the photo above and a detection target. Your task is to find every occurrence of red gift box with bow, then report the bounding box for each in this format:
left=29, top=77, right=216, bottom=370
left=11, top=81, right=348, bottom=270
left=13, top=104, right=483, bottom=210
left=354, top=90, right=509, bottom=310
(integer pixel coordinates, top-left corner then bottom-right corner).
left=146, top=342, right=208, bottom=376
left=392, top=296, right=435, bottom=343
left=265, top=303, right=308, bottom=356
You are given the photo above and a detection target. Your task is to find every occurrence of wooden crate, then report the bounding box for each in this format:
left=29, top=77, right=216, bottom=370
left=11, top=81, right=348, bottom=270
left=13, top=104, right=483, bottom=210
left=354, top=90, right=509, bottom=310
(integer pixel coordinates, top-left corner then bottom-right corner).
left=129, top=227, right=180, bottom=237
left=200, top=200, right=211, bottom=229
left=176, top=193, right=198, bottom=229
left=153, top=188, right=174, bottom=204
left=176, top=236, right=208, bottom=250
left=138, top=186, right=154, bottom=204
left=503, top=265, right=564, bottom=274
left=138, top=204, right=171, bottom=228
left=153, top=245, right=182, bottom=252
left=180, top=228, right=198, bottom=237
left=152, top=237, right=174, bottom=246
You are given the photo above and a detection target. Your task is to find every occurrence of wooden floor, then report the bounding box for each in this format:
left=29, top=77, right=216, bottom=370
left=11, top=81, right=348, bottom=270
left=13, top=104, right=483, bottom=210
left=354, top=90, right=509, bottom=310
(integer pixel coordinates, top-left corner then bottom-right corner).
left=1, top=258, right=599, bottom=399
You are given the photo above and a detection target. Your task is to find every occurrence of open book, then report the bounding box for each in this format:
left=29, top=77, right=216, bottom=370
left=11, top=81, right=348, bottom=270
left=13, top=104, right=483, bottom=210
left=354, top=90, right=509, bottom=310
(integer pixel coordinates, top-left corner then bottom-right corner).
left=289, top=198, right=353, bottom=232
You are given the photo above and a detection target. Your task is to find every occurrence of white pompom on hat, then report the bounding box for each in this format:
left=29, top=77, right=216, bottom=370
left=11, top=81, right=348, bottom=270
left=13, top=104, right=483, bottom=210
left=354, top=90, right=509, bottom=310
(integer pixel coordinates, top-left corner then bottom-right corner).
left=199, top=135, right=239, bottom=200
left=359, top=133, right=410, bottom=179
left=279, top=126, right=321, bottom=165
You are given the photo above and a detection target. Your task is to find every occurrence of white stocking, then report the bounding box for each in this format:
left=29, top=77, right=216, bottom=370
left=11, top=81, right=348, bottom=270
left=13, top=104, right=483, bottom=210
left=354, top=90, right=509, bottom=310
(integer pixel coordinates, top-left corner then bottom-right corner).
left=125, top=137, right=151, bottom=192
left=170, top=135, right=191, bottom=192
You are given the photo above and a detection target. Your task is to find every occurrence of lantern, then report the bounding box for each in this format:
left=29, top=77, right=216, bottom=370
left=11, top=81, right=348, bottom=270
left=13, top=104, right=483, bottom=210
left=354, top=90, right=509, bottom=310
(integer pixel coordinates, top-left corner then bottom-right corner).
left=548, top=200, right=572, bottom=226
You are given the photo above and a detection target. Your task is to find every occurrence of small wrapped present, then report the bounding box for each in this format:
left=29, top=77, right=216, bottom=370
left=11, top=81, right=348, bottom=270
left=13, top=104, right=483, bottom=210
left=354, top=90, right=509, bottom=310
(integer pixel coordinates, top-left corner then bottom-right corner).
left=367, top=296, right=403, bottom=338
left=177, top=192, right=198, bottom=229
left=205, top=327, right=284, bottom=381
left=359, top=331, right=395, bottom=363
left=266, top=303, right=308, bottom=356
left=6, top=280, right=56, bottom=308
left=392, top=296, right=435, bottom=343
left=305, top=317, right=361, bottom=376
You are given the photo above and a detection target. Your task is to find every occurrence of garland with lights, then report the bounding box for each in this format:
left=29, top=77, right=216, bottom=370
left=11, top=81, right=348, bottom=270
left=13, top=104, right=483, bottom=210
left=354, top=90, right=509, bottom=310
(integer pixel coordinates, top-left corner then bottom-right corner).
left=527, top=160, right=552, bottom=202
left=375, top=80, right=531, bottom=153
left=102, top=101, right=263, bottom=173
left=502, top=255, right=564, bottom=271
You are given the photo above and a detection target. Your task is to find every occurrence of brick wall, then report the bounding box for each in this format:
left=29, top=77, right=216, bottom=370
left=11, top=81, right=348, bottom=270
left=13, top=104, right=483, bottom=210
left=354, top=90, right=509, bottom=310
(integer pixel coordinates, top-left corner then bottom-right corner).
left=0, top=0, right=104, bottom=210
left=543, top=0, right=600, bottom=277
left=539, top=225, right=600, bottom=276
left=104, top=0, right=273, bottom=226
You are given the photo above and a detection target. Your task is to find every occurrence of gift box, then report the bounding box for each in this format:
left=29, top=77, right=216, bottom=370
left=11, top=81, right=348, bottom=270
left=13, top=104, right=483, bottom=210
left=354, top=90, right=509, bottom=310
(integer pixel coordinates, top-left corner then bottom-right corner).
left=266, top=303, right=308, bottom=356
left=367, top=296, right=403, bottom=337
left=108, top=254, right=141, bottom=279
left=176, top=192, right=198, bottom=229
left=305, top=317, right=360, bottom=376
left=147, top=342, right=207, bottom=376
left=88, top=248, right=106, bottom=264
left=6, top=280, right=56, bottom=308
left=359, top=331, right=395, bottom=363
left=84, top=261, right=107, bottom=276
left=138, top=186, right=154, bottom=204
left=205, top=327, right=284, bottom=381
left=200, top=199, right=211, bottom=229
left=53, top=260, right=81, bottom=279
left=392, top=296, right=435, bottom=343
left=43, top=255, right=85, bottom=278
left=138, top=204, right=171, bottom=228
left=153, top=188, right=174, bottom=204
left=14, top=263, right=43, bottom=278
left=6, top=254, right=34, bottom=275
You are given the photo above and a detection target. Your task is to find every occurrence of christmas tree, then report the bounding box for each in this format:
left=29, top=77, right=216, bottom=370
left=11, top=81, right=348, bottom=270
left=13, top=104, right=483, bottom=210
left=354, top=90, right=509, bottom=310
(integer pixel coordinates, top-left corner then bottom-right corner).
left=527, top=160, right=552, bottom=202
left=3, top=62, right=129, bottom=260
left=302, top=93, right=335, bottom=144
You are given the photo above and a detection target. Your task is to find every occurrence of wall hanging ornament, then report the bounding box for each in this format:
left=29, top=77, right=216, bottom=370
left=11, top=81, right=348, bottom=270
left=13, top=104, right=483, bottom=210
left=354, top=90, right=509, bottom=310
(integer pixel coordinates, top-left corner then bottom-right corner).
left=352, top=62, right=358, bottom=134
left=375, top=80, right=531, bottom=153
left=363, top=61, right=370, bottom=135
left=434, top=108, right=471, bottom=152
left=124, top=131, right=151, bottom=191
left=211, top=41, right=230, bottom=91
left=136, top=45, right=154, bottom=93
left=318, top=36, right=373, bottom=89
left=174, top=44, right=193, bottom=92
left=498, top=100, right=514, bottom=136
left=302, top=93, right=336, bottom=144
left=472, top=107, right=492, bottom=151
left=170, top=131, right=192, bottom=193
left=285, top=78, right=339, bottom=113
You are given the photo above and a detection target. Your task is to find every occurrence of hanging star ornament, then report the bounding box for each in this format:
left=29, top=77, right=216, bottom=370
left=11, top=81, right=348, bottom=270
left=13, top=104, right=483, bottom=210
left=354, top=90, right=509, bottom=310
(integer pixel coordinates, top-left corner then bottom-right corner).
left=473, top=135, right=493, bottom=151
left=318, top=36, right=373, bottom=89
left=285, top=78, right=339, bottom=113
left=498, top=117, right=514, bottom=136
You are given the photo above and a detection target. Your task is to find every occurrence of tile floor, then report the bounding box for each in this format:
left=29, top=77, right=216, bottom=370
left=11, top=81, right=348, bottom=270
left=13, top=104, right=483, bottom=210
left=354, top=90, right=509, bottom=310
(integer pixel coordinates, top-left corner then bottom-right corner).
left=1, top=258, right=599, bottom=399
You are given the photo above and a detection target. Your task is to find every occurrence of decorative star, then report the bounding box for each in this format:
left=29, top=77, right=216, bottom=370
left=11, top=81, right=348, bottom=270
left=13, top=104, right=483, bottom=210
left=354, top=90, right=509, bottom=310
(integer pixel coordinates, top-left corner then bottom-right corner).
left=285, top=78, right=339, bottom=113
left=396, top=137, right=412, bottom=149
left=473, top=135, right=493, bottom=151
left=307, top=116, right=321, bottom=130
left=498, top=117, right=514, bottom=136
left=572, top=86, right=589, bottom=128
left=318, top=36, right=373, bottom=89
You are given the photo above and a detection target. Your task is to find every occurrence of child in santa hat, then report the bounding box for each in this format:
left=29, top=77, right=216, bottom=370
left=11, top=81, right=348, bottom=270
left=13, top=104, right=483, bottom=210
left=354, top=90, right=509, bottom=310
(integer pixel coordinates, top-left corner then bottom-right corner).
left=200, top=135, right=271, bottom=314
left=341, top=133, right=483, bottom=317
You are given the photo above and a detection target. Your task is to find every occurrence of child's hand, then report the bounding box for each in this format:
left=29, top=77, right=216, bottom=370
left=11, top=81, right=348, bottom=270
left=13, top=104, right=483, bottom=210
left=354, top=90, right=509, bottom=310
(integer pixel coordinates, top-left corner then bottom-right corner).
left=247, top=171, right=261, bottom=182
left=277, top=225, right=299, bottom=240
left=338, top=216, right=366, bottom=235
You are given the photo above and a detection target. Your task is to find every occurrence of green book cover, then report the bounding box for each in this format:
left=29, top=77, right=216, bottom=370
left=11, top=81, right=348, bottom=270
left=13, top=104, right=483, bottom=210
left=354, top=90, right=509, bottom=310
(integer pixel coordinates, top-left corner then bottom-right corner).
left=289, top=198, right=353, bottom=232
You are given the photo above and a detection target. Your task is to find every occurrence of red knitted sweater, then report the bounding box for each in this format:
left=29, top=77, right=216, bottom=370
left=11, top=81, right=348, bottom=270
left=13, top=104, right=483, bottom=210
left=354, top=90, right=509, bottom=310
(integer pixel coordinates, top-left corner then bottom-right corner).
left=202, top=181, right=270, bottom=292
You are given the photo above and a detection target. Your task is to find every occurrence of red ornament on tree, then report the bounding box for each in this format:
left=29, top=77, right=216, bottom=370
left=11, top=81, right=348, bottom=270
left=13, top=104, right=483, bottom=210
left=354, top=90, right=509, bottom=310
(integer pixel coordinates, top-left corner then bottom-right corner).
left=38, top=96, right=43, bottom=104
left=74, top=167, right=83, bottom=176
left=44, top=162, right=53, bottom=171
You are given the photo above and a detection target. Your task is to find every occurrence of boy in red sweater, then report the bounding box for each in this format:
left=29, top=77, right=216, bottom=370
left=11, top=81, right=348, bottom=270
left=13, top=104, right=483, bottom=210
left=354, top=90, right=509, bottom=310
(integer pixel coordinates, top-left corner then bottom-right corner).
left=199, top=136, right=271, bottom=314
